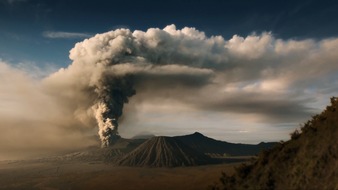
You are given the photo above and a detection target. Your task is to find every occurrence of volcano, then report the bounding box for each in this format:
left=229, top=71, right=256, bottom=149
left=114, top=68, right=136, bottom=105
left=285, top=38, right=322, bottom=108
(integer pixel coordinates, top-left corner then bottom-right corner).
left=116, top=136, right=214, bottom=167
left=54, top=133, right=276, bottom=164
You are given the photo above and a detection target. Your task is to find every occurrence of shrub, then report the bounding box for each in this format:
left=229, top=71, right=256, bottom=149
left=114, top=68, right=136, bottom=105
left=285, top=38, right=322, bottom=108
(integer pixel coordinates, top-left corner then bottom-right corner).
left=290, top=129, right=301, bottom=140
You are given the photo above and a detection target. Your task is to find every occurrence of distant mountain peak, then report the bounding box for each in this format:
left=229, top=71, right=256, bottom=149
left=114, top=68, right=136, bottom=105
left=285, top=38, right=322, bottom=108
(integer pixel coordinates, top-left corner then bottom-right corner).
left=179, top=132, right=208, bottom=139
left=192, top=132, right=204, bottom=136
left=175, top=132, right=277, bottom=156
left=131, top=133, right=155, bottom=139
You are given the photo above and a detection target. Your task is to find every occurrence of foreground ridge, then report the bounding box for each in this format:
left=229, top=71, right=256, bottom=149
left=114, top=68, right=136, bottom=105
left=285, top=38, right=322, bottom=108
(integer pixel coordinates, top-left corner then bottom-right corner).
left=214, top=97, right=338, bottom=190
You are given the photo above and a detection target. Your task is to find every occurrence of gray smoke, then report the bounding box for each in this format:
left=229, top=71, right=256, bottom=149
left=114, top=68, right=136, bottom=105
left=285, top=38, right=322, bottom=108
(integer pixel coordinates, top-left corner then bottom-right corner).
left=42, top=24, right=338, bottom=147
left=2, top=25, right=338, bottom=159
left=93, top=75, right=135, bottom=146
left=44, top=25, right=215, bottom=147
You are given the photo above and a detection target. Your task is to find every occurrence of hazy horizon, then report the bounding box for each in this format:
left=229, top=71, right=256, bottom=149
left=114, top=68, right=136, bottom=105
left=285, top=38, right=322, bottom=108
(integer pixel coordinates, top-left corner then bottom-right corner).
left=1, top=0, right=338, bottom=160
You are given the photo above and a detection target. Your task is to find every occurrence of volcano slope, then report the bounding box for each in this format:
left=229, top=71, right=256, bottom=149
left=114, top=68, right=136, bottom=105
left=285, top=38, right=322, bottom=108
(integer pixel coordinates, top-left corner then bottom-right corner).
left=116, top=136, right=215, bottom=167
left=214, top=97, right=338, bottom=190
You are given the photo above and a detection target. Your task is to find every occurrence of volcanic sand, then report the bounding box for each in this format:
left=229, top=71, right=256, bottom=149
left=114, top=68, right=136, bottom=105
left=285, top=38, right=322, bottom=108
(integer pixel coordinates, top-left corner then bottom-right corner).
left=0, top=160, right=238, bottom=190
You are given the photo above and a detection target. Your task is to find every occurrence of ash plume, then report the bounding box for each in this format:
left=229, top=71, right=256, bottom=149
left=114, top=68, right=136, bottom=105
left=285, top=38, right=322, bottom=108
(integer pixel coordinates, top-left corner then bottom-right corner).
left=2, top=24, right=338, bottom=159
left=42, top=24, right=338, bottom=148
left=44, top=25, right=215, bottom=147
left=92, top=75, right=135, bottom=147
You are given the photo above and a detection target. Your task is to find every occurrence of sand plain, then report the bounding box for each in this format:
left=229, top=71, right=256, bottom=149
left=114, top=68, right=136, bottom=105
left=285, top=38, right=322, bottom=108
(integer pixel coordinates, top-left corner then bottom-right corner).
left=0, top=160, right=239, bottom=190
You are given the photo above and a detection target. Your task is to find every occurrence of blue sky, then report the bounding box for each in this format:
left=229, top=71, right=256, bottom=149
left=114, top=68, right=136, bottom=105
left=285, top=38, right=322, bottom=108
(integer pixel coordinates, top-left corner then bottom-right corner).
left=1, top=0, right=338, bottom=159
left=1, top=0, right=338, bottom=67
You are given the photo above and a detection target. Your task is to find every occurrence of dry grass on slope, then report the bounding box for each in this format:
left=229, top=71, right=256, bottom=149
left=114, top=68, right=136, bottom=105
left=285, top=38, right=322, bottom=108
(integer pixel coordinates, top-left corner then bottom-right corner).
left=213, top=97, right=338, bottom=190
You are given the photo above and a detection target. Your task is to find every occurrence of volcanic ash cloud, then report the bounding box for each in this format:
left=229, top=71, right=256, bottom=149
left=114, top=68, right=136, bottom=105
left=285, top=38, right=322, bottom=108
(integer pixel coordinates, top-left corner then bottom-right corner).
left=43, top=24, right=338, bottom=147
left=44, top=25, right=215, bottom=147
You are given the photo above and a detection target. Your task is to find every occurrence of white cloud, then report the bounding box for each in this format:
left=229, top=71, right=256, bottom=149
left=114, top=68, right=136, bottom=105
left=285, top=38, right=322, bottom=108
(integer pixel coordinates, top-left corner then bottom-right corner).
left=43, top=31, right=92, bottom=39
left=12, top=61, right=58, bottom=79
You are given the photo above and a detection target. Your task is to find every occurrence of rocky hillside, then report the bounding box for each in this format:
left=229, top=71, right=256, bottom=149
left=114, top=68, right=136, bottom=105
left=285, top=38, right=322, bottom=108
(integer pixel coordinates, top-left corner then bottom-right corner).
left=214, top=97, right=338, bottom=190
left=116, top=136, right=214, bottom=167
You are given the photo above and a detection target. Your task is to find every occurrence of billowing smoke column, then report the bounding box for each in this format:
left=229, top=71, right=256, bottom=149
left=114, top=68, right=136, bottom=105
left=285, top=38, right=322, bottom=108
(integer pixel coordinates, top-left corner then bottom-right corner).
left=42, top=24, right=338, bottom=147
left=92, top=75, right=135, bottom=147
left=44, top=25, right=216, bottom=147
left=3, top=23, right=338, bottom=159
left=45, top=25, right=224, bottom=147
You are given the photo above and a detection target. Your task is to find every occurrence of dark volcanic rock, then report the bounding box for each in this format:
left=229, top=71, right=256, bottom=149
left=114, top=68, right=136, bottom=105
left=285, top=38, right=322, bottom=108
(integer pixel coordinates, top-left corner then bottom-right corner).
left=116, top=136, right=214, bottom=167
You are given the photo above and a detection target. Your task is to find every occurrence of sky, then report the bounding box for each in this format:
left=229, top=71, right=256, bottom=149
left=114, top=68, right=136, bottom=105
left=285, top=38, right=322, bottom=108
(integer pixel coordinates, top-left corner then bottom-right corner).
left=1, top=0, right=338, bottom=160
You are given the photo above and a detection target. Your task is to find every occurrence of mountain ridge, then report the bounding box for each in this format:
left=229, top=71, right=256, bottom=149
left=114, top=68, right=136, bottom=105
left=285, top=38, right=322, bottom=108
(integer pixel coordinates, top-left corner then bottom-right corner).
left=175, top=132, right=277, bottom=156
left=47, top=132, right=276, bottom=166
